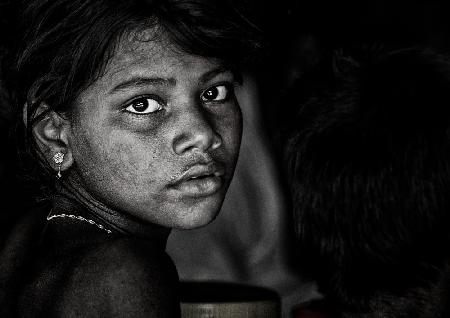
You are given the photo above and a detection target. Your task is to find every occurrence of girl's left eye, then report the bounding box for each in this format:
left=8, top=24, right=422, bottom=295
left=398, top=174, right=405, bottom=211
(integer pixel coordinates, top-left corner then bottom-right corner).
left=201, top=85, right=231, bottom=102
left=124, top=97, right=163, bottom=114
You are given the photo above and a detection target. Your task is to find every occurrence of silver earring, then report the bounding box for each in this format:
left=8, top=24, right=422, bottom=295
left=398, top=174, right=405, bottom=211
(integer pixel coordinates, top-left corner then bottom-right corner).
left=53, top=152, right=65, bottom=179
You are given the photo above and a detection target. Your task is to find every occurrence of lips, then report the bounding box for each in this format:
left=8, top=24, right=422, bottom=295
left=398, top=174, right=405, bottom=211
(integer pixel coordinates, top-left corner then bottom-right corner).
left=170, top=162, right=225, bottom=197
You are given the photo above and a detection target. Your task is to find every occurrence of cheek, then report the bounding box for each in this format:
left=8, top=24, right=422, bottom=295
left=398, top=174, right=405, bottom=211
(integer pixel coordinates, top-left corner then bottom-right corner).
left=103, top=139, right=145, bottom=185
left=217, top=104, right=243, bottom=153
left=73, top=127, right=162, bottom=189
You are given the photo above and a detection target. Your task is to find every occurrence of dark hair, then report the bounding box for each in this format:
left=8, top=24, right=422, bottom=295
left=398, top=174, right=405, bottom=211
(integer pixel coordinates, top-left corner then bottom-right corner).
left=11, top=0, right=262, bottom=196
left=285, top=48, right=450, bottom=311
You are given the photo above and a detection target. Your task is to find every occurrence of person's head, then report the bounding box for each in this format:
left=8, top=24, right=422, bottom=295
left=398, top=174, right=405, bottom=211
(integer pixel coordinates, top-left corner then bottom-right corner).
left=284, top=48, right=450, bottom=299
left=14, top=0, right=261, bottom=229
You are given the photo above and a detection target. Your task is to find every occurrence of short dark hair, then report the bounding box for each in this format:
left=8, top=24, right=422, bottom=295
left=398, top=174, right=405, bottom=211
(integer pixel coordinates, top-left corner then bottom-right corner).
left=285, top=48, right=450, bottom=309
left=10, top=0, right=262, bottom=196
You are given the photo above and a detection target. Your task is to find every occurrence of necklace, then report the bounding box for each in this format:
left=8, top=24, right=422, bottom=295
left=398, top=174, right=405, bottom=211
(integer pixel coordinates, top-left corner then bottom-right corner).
left=47, top=213, right=112, bottom=234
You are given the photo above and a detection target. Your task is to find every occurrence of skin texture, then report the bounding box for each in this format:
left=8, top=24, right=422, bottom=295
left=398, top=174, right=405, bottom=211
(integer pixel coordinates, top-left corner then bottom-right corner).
left=63, top=30, right=242, bottom=229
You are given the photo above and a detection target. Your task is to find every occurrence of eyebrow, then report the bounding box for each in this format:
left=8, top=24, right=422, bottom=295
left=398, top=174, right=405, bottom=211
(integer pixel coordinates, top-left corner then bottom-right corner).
left=110, top=77, right=176, bottom=93
left=199, top=66, right=235, bottom=84
left=109, top=66, right=236, bottom=94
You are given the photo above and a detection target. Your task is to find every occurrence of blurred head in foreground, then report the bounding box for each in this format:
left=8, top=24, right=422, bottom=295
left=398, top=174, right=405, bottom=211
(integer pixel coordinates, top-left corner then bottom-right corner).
left=285, top=48, right=450, bottom=316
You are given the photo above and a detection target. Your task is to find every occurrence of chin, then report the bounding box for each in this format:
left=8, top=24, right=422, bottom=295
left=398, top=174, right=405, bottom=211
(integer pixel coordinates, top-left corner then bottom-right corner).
left=172, top=197, right=224, bottom=230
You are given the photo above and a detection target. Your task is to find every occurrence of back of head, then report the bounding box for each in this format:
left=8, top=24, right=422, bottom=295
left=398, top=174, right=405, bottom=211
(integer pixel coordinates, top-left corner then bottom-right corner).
left=284, top=48, right=450, bottom=315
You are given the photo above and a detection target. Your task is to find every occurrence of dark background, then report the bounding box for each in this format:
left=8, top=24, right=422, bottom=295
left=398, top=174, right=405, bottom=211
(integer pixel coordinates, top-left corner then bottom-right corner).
left=251, top=1, right=450, bottom=133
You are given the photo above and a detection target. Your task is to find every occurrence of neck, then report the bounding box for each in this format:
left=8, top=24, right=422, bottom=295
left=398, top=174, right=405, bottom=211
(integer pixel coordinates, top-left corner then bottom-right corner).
left=53, top=178, right=171, bottom=246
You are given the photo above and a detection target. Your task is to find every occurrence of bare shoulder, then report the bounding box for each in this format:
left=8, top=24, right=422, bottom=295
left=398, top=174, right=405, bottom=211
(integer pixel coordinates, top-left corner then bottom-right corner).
left=55, top=238, right=180, bottom=317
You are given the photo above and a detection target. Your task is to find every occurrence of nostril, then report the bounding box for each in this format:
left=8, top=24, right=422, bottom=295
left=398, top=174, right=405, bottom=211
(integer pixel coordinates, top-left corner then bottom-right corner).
left=211, top=134, right=222, bottom=150
left=172, top=125, right=222, bottom=155
left=171, top=104, right=225, bottom=155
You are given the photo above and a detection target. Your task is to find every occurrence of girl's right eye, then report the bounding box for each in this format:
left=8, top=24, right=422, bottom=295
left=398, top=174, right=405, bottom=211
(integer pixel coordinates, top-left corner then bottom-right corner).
left=124, top=97, right=163, bottom=114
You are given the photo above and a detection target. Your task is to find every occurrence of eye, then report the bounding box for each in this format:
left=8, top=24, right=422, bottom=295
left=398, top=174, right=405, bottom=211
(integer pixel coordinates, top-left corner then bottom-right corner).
left=124, top=97, right=163, bottom=114
left=201, top=85, right=231, bottom=102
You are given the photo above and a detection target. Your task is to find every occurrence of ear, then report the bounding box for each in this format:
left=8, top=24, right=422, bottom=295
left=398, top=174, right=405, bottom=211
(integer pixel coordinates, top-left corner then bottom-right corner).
left=30, top=102, right=74, bottom=174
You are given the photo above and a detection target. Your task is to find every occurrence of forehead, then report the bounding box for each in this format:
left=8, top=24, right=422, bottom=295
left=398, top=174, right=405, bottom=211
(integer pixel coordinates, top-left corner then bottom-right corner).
left=103, top=28, right=222, bottom=82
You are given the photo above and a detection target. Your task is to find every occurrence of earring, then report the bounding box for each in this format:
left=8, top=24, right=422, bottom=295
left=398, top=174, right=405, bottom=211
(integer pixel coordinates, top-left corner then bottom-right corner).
left=53, top=152, right=65, bottom=179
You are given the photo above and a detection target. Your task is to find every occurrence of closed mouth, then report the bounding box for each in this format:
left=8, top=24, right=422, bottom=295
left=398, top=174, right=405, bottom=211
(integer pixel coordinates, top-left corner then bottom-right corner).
left=174, top=162, right=225, bottom=184
left=170, top=162, right=225, bottom=196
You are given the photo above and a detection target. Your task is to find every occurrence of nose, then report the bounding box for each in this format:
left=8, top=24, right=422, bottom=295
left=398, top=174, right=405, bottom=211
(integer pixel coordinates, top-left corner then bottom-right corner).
left=172, top=108, right=222, bottom=155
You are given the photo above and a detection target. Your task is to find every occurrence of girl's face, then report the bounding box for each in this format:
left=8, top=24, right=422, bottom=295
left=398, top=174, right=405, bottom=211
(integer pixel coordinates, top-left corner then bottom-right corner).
left=66, top=31, right=242, bottom=229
